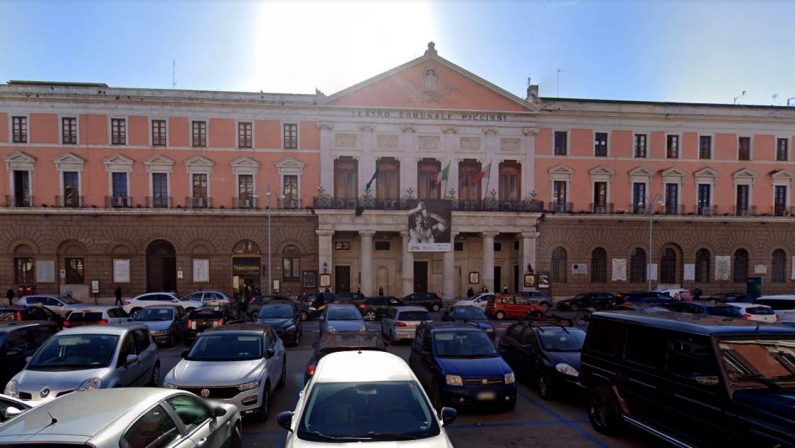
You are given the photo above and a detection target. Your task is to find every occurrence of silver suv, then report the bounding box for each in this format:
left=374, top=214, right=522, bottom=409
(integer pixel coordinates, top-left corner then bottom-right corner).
left=4, top=323, right=160, bottom=403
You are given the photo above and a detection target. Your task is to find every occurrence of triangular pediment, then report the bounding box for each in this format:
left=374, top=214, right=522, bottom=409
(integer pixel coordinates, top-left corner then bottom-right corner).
left=5, top=151, right=36, bottom=164
left=733, top=168, right=756, bottom=179
left=628, top=166, right=653, bottom=177
left=275, top=157, right=305, bottom=170
left=144, top=155, right=175, bottom=167
left=53, top=153, right=86, bottom=165
left=589, top=165, right=614, bottom=176
left=661, top=167, right=686, bottom=178
left=103, top=154, right=134, bottom=166
left=693, top=167, right=719, bottom=179
left=323, top=43, right=532, bottom=112
left=770, top=169, right=795, bottom=180
left=230, top=156, right=260, bottom=168
left=184, top=155, right=215, bottom=167
left=548, top=164, right=574, bottom=176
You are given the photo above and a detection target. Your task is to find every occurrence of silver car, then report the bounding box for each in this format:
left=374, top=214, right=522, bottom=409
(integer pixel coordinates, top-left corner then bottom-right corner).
left=0, top=388, right=242, bottom=448
left=382, top=306, right=432, bottom=343
left=164, top=323, right=287, bottom=422
left=134, top=305, right=187, bottom=346
left=4, top=323, right=160, bottom=403
left=16, top=294, right=88, bottom=317
left=0, top=394, right=31, bottom=424
left=319, top=304, right=367, bottom=335
left=62, top=306, right=131, bottom=328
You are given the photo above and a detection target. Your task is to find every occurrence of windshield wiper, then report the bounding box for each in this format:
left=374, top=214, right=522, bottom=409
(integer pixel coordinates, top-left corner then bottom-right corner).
left=349, top=432, right=419, bottom=441
left=733, top=373, right=782, bottom=390
left=299, top=430, right=371, bottom=441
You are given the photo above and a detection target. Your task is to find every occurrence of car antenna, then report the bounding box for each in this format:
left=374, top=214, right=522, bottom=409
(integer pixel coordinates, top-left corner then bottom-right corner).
left=45, top=408, right=58, bottom=427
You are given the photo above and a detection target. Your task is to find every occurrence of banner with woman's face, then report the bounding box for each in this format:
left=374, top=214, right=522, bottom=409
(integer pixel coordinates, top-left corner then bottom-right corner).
left=407, top=199, right=452, bottom=252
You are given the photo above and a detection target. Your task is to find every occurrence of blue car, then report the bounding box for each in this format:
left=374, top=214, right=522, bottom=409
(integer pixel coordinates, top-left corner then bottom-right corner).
left=408, top=322, right=517, bottom=411
left=441, top=305, right=496, bottom=339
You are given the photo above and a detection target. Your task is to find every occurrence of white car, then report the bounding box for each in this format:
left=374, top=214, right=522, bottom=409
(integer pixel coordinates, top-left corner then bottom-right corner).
left=63, top=306, right=131, bottom=328
left=16, top=295, right=88, bottom=317
left=452, top=293, right=494, bottom=311
left=123, top=292, right=202, bottom=317
left=183, top=290, right=235, bottom=307
left=727, top=303, right=778, bottom=323
left=754, top=295, right=795, bottom=323
left=381, top=306, right=432, bottom=343
left=276, top=350, right=457, bottom=447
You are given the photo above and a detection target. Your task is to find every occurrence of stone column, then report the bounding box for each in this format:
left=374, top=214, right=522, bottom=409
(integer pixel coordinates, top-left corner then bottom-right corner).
left=521, top=230, right=540, bottom=289
left=482, top=231, right=498, bottom=291
left=443, top=232, right=458, bottom=302
left=400, top=230, right=414, bottom=295
left=316, top=229, right=334, bottom=281
left=522, top=127, right=539, bottom=198
left=359, top=230, right=375, bottom=296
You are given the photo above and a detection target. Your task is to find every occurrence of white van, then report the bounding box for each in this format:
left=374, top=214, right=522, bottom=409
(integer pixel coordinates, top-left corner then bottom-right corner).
left=753, top=295, right=795, bottom=323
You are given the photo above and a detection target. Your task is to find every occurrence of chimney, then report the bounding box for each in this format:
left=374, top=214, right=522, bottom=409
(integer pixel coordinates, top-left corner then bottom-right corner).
left=527, top=84, right=539, bottom=103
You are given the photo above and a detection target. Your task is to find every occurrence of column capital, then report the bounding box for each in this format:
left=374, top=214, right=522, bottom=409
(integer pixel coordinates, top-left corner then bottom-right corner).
left=442, top=127, right=458, bottom=135
left=399, top=230, right=410, bottom=238
left=358, top=230, right=376, bottom=237
left=318, top=122, right=334, bottom=131
left=481, top=127, right=498, bottom=136
left=481, top=231, right=499, bottom=239
left=316, top=229, right=335, bottom=237
left=522, top=127, right=539, bottom=136
left=358, top=125, right=374, bottom=132
left=521, top=231, right=540, bottom=239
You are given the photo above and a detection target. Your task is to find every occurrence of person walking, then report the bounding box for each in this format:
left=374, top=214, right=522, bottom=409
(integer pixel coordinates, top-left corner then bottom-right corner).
left=467, top=287, right=475, bottom=298
left=114, top=286, right=123, bottom=306
left=378, top=287, right=384, bottom=296
left=6, top=288, right=15, bottom=306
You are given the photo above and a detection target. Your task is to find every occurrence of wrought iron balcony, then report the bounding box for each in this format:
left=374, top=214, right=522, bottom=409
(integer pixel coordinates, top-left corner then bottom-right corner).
left=773, top=205, right=794, bottom=216
left=312, top=196, right=544, bottom=213
left=186, top=197, right=211, bottom=209
left=590, top=203, right=614, bottom=214
left=6, top=195, right=33, bottom=207
left=663, top=204, right=686, bottom=215
left=56, top=195, right=84, bottom=208
left=278, top=197, right=302, bottom=209
left=236, top=196, right=258, bottom=209
left=547, top=202, right=572, bottom=213
left=733, top=205, right=757, bottom=216
left=106, top=196, right=132, bottom=208
left=147, top=196, right=172, bottom=209
left=695, top=205, right=718, bottom=216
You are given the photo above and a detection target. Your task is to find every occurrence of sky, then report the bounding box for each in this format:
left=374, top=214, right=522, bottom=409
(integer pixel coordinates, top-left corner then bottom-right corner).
left=1, top=0, right=794, bottom=106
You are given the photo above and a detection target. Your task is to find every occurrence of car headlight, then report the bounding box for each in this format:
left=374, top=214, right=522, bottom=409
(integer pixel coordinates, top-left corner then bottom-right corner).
left=77, top=377, right=102, bottom=391
left=504, top=372, right=516, bottom=384
left=238, top=380, right=260, bottom=392
left=445, top=374, right=463, bottom=386
left=4, top=380, right=17, bottom=398
left=162, top=381, right=178, bottom=389
left=555, top=363, right=579, bottom=377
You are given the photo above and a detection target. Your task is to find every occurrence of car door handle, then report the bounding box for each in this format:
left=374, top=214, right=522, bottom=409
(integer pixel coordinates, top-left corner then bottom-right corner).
left=196, top=437, right=208, bottom=447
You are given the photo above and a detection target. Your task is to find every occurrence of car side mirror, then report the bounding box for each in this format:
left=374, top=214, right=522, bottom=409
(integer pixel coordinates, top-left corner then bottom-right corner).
left=212, top=406, right=227, bottom=418
left=265, top=348, right=275, bottom=359
left=4, top=406, right=22, bottom=420
left=277, top=411, right=294, bottom=431
left=440, top=407, right=457, bottom=426
left=125, top=354, right=139, bottom=366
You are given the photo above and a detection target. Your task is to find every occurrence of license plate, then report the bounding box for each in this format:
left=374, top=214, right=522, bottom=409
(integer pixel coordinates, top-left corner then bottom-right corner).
left=477, top=391, right=496, bottom=400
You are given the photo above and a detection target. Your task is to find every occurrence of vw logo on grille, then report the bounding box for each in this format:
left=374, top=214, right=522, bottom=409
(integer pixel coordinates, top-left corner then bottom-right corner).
left=40, top=387, right=50, bottom=398
left=200, top=389, right=210, bottom=398
left=481, top=379, right=488, bottom=385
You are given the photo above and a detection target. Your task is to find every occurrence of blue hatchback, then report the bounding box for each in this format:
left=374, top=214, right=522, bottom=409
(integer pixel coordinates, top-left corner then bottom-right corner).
left=408, top=322, right=517, bottom=411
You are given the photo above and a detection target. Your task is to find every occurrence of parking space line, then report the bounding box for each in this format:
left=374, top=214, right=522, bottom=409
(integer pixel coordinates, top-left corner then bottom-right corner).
left=518, top=391, right=609, bottom=448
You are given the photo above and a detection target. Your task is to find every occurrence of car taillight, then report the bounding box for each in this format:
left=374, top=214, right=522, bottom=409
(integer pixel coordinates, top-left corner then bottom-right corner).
left=213, top=319, right=224, bottom=327
left=306, top=364, right=316, bottom=378
left=16, top=311, right=23, bottom=321
left=742, top=314, right=752, bottom=320
left=99, top=319, right=108, bottom=325
left=358, top=304, right=365, bottom=310
left=187, top=319, right=193, bottom=330
left=395, top=322, right=408, bottom=327
left=63, top=320, right=72, bottom=328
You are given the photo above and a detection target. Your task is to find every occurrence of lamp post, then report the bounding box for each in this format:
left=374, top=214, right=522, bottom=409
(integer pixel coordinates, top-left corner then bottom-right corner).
left=644, top=194, right=664, bottom=290
left=266, top=186, right=272, bottom=295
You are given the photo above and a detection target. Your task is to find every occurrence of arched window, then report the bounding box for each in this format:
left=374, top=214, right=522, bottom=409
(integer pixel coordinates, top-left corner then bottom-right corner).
left=498, top=161, right=521, bottom=201
left=772, top=249, right=787, bottom=283
left=417, top=159, right=441, bottom=200
left=458, top=159, right=482, bottom=201
left=591, top=247, right=607, bottom=283
left=630, top=248, right=646, bottom=284
left=695, top=249, right=711, bottom=283
left=551, top=247, right=567, bottom=283
left=733, top=249, right=749, bottom=283
left=376, top=157, right=400, bottom=200
left=233, top=239, right=260, bottom=254
left=282, top=244, right=301, bottom=282
left=660, top=248, right=677, bottom=284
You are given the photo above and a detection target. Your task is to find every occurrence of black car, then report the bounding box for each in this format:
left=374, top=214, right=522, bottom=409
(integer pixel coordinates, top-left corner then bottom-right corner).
left=357, top=296, right=405, bottom=321
left=333, top=292, right=366, bottom=304
left=707, top=292, right=755, bottom=304
left=403, top=292, right=443, bottom=312
left=0, top=306, right=64, bottom=328
left=304, top=331, right=386, bottom=383
left=247, top=294, right=289, bottom=319
left=184, top=306, right=237, bottom=346
left=581, top=310, right=795, bottom=447
left=617, top=291, right=674, bottom=306
left=498, top=317, right=586, bottom=400
left=556, top=292, right=616, bottom=311
left=441, top=305, right=496, bottom=339
left=0, top=321, right=59, bottom=388
left=296, top=292, right=335, bottom=320
left=256, top=300, right=302, bottom=346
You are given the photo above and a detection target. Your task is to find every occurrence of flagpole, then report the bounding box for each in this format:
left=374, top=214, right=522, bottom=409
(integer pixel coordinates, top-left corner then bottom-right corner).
left=483, top=159, right=492, bottom=201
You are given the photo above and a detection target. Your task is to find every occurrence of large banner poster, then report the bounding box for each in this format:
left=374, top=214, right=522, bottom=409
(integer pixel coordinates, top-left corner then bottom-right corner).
left=407, top=200, right=452, bottom=252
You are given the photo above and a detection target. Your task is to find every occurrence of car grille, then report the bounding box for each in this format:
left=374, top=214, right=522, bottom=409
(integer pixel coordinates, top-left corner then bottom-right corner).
left=182, top=386, right=240, bottom=399
left=463, top=376, right=504, bottom=386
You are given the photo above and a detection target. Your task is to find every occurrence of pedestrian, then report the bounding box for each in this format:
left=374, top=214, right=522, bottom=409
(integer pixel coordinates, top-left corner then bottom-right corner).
left=467, top=287, right=474, bottom=298
left=6, top=288, right=15, bottom=306
left=378, top=286, right=384, bottom=296
left=693, top=287, right=703, bottom=301
left=114, top=286, right=123, bottom=306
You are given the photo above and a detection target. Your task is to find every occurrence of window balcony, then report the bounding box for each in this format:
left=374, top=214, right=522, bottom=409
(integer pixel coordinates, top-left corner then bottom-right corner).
left=147, top=196, right=172, bottom=208
left=663, top=204, right=686, bottom=215
left=695, top=205, right=718, bottom=216
left=236, top=196, right=258, bottom=209
left=186, top=197, right=211, bottom=209
left=733, top=205, right=757, bottom=216
left=6, top=195, right=33, bottom=207
left=312, top=196, right=544, bottom=213
left=278, top=197, right=302, bottom=209
left=106, top=196, right=132, bottom=208
left=56, top=195, right=84, bottom=208
left=547, top=202, right=572, bottom=213
left=773, top=205, right=793, bottom=217
left=590, top=203, right=614, bottom=214
left=629, top=204, right=650, bottom=214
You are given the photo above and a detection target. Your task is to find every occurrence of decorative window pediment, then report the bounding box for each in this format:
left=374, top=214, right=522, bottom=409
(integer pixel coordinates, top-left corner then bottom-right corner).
left=230, top=156, right=260, bottom=169
left=694, top=167, right=719, bottom=182
left=548, top=164, right=574, bottom=181
left=103, top=154, right=134, bottom=172
left=5, top=151, right=36, bottom=171
left=661, top=167, right=685, bottom=184
left=185, top=155, right=215, bottom=168
left=144, top=155, right=175, bottom=173
left=53, top=153, right=86, bottom=172
left=628, top=166, right=653, bottom=177
left=733, top=167, right=756, bottom=185
left=275, top=157, right=305, bottom=176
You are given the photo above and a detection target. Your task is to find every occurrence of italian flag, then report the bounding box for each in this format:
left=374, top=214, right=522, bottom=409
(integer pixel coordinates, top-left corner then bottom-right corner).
left=435, top=162, right=450, bottom=186
left=472, top=161, right=491, bottom=184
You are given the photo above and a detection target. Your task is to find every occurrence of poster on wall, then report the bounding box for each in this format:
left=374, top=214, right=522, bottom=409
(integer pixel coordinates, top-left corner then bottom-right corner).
left=113, top=259, right=130, bottom=283
left=683, top=263, right=695, bottom=281
left=611, top=258, right=627, bottom=281
left=715, top=256, right=731, bottom=281
left=537, top=273, right=550, bottom=289
left=36, top=260, right=55, bottom=283
left=571, top=263, right=587, bottom=275
left=302, top=270, right=317, bottom=288
left=648, top=263, right=658, bottom=281
left=407, top=200, right=452, bottom=252
left=193, top=259, right=210, bottom=283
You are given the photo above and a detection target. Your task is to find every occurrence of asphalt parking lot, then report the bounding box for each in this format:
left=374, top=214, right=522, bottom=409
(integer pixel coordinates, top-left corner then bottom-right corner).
left=157, top=315, right=661, bottom=448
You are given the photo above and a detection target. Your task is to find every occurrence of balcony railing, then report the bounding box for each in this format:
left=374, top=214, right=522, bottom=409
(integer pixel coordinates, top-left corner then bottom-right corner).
left=186, top=197, right=211, bottom=209
left=278, top=197, right=302, bottom=209
left=311, top=196, right=544, bottom=213
left=547, top=202, right=572, bottom=213
left=106, top=196, right=132, bottom=208
left=56, top=195, right=84, bottom=208
left=695, top=205, right=718, bottom=216
left=147, top=196, right=172, bottom=208
left=6, top=195, right=33, bottom=207
left=663, top=204, right=686, bottom=215
left=733, top=205, right=757, bottom=216
left=629, top=204, right=650, bottom=214
left=236, top=196, right=258, bottom=209
left=590, top=203, right=614, bottom=214
left=773, top=205, right=794, bottom=216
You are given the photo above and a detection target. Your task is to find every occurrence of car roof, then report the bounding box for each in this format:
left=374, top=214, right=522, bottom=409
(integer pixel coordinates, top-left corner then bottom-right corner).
left=313, top=351, right=414, bottom=383
left=314, top=332, right=386, bottom=351
left=592, top=310, right=795, bottom=336
left=204, top=323, right=270, bottom=333
left=394, top=306, right=429, bottom=312
left=326, top=303, right=359, bottom=310
left=0, top=321, right=54, bottom=332
left=57, top=323, right=146, bottom=335
left=756, top=295, right=795, bottom=300
left=142, top=304, right=181, bottom=309
left=424, top=322, right=484, bottom=332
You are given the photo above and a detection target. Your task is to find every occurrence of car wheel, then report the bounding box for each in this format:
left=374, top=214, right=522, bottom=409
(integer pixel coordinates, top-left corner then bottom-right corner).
left=230, top=423, right=242, bottom=448
left=256, top=385, right=270, bottom=422
left=149, top=363, right=161, bottom=387
left=364, top=310, right=377, bottom=321
left=277, top=358, right=287, bottom=389
left=496, top=311, right=505, bottom=320
left=587, top=385, right=623, bottom=435
left=431, top=304, right=441, bottom=312
left=537, top=374, right=554, bottom=400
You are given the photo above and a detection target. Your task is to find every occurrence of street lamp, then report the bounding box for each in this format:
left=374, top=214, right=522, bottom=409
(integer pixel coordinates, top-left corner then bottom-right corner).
left=643, top=194, right=665, bottom=290
left=266, top=186, right=272, bottom=295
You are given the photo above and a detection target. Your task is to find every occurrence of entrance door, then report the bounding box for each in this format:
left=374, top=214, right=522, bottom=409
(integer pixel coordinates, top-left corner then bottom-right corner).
left=335, top=266, right=350, bottom=293
left=146, top=240, right=177, bottom=293
left=413, top=261, right=428, bottom=293
left=494, top=266, right=502, bottom=292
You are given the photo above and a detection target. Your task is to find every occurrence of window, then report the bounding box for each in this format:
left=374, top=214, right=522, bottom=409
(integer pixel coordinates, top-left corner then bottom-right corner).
left=738, top=137, right=751, bottom=161
left=122, top=405, right=180, bottom=448
left=458, top=160, right=482, bottom=201
left=554, top=131, right=568, bottom=156
left=666, top=135, right=679, bottom=158
left=666, top=336, right=718, bottom=380
left=376, top=158, right=400, bottom=200
left=12, top=170, right=30, bottom=207
left=192, top=173, right=208, bottom=206
left=594, top=132, right=608, bottom=157
left=238, top=174, right=254, bottom=207
left=494, top=242, right=502, bottom=252
left=166, top=395, right=210, bottom=433
left=695, top=249, right=710, bottom=283
left=625, top=328, right=665, bottom=369
left=630, top=248, right=646, bottom=284
left=282, top=245, right=300, bottom=282
left=283, top=123, right=298, bottom=149
left=62, top=171, right=80, bottom=207
left=111, top=118, right=126, bottom=145
left=498, top=161, right=520, bottom=201
left=65, top=257, right=85, bottom=284
left=697, top=184, right=711, bottom=214
left=772, top=249, right=787, bottom=284
left=736, top=184, right=750, bottom=216
left=552, top=180, right=567, bottom=211
left=133, top=329, right=151, bottom=353
left=112, top=172, right=129, bottom=206
left=192, top=121, right=207, bottom=147
left=733, top=249, right=749, bottom=283
left=591, top=248, right=607, bottom=283
left=551, top=247, right=567, bottom=283
left=777, top=138, right=789, bottom=162
left=593, top=182, right=607, bottom=211
left=665, top=183, right=679, bottom=214
left=417, top=159, right=441, bottom=200
left=634, top=134, right=647, bottom=158
left=238, top=122, right=253, bottom=148
left=14, top=257, right=34, bottom=284
left=61, top=117, right=77, bottom=144
left=775, top=185, right=788, bottom=216
left=334, top=157, right=358, bottom=199
left=699, top=135, right=712, bottom=159
left=375, top=241, right=390, bottom=251
left=282, top=174, right=299, bottom=208
left=152, top=173, right=169, bottom=208
left=12, top=116, right=27, bottom=143
left=632, top=182, right=646, bottom=213
left=585, top=324, right=625, bottom=355
left=660, top=248, right=677, bottom=284
left=152, top=120, right=167, bottom=146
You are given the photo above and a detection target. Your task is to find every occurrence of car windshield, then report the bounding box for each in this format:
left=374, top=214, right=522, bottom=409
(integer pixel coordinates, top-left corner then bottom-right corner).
left=259, top=304, right=294, bottom=319
left=452, top=307, right=487, bottom=321
left=135, top=308, right=174, bottom=321
left=187, top=334, right=263, bottom=361
left=398, top=311, right=430, bottom=321
left=434, top=331, right=498, bottom=358
left=28, top=334, right=119, bottom=370
left=538, top=329, right=586, bottom=352
left=327, top=308, right=362, bottom=321
left=297, top=381, right=439, bottom=442
left=59, top=296, right=81, bottom=304
left=746, top=307, right=775, bottom=315
left=719, top=338, right=795, bottom=389
left=706, top=306, right=743, bottom=318
left=66, top=312, right=104, bottom=322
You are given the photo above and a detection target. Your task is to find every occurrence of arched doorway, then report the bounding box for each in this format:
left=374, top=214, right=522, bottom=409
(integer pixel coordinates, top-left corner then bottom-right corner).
left=232, top=239, right=261, bottom=297
left=147, top=240, right=177, bottom=293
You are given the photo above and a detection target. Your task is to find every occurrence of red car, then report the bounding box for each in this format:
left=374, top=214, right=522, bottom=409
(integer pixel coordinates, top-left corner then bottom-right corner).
left=485, top=294, right=546, bottom=320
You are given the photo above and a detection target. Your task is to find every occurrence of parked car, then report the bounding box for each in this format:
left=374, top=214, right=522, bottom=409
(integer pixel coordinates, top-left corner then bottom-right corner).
left=581, top=310, right=795, bottom=447
left=0, top=305, right=64, bottom=328
left=0, top=388, right=242, bottom=448
left=4, top=323, right=160, bottom=403
left=16, top=294, right=87, bottom=317
left=662, top=300, right=748, bottom=319
left=63, top=306, right=130, bottom=328
left=123, top=292, right=202, bottom=317
left=0, top=394, right=31, bottom=424
left=247, top=294, right=289, bottom=319
left=441, top=305, right=496, bottom=339
left=518, top=290, right=553, bottom=312
left=655, top=287, right=692, bottom=301
left=403, top=292, right=444, bottom=312
left=381, top=306, right=433, bottom=343
left=498, top=317, right=586, bottom=400
left=333, top=292, right=366, bottom=303
left=256, top=300, right=303, bottom=346
left=409, top=322, right=517, bottom=411
left=164, top=323, right=286, bottom=422
left=616, top=291, right=673, bottom=307
left=184, top=290, right=235, bottom=307
left=133, top=305, right=187, bottom=346
left=726, top=302, right=777, bottom=323
left=319, top=304, right=366, bottom=336
left=185, top=306, right=236, bottom=345
left=357, top=295, right=405, bottom=321
left=754, top=295, right=795, bottom=323
left=708, top=292, right=755, bottom=303
left=452, top=292, right=494, bottom=311
left=304, top=331, right=387, bottom=384
left=297, top=292, right=335, bottom=320
left=0, top=322, right=60, bottom=389
left=485, top=293, right=546, bottom=320
left=277, top=350, right=457, bottom=446
left=555, top=292, right=617, bottom=311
